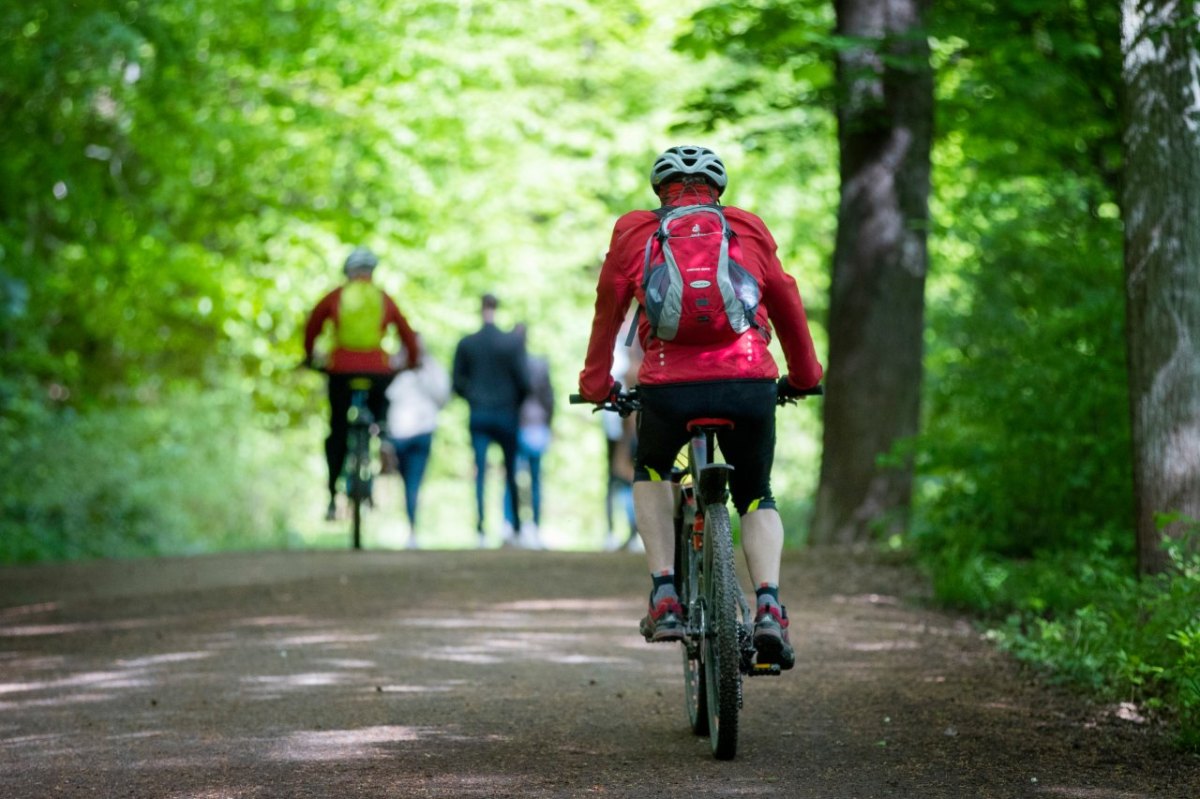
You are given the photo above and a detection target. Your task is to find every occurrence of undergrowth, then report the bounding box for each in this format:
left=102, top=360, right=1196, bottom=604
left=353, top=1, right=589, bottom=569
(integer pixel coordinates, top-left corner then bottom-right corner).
left=0, top=389, right=304, bottom=563
left=921, top=534, right=1200, bottom=750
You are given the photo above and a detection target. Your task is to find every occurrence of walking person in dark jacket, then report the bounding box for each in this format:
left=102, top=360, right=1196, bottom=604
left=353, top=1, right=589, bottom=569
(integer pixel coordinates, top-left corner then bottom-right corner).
left=452, top=293, right=531, bottom=547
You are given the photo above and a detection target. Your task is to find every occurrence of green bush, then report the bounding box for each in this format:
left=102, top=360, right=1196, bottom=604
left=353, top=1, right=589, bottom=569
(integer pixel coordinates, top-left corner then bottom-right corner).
left=905, top=174, right=1200, bottom=745
left=915, top=175, right=1131, bottom=563
left=0, top=387, right=301, bottom=563
left=985, top=537, right=1200, bottom=749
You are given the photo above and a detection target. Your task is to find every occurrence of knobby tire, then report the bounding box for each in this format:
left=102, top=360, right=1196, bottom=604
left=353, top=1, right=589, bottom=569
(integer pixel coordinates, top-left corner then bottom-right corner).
left=677, top=500, right=708, bottom=736
left=347, top=426, right=370, bottom=550
left=704, top=503, right=740, bottom=760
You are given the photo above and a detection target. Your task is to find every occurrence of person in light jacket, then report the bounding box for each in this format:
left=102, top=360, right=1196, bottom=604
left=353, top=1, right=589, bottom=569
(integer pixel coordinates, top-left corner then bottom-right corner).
left=385, top=338, right=450, bottom=549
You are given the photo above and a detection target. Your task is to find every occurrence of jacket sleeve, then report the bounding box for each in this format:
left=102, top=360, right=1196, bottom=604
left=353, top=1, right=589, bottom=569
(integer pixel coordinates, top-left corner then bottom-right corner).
left=383, top=294, right=420, bottom=369
left=512, top=338, right=532, bottom=405
left=303, top=288, right=339, bottom=357
left=452, top=339, right=468, bottom=398
left=755, top=222, right=824, bottom=389
left=578, top=213, right=650, bottom=402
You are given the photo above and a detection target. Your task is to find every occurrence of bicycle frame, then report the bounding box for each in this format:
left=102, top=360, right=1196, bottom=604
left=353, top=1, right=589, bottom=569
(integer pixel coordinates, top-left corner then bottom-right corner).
left=674, top=419, right=773, bottom=761
left=568, top=385, right=822, bottom=760
left=308, top=364, right=407, bottom=549
left=343, top=377, right=378, bottom=550
left=676, top=422, right=756, bottom=651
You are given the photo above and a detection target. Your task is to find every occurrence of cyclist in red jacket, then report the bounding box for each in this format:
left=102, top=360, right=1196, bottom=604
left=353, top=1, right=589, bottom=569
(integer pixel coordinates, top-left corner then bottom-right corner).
left=305, top=247, right=420, bottom=520
left=578, top=146, right=823, bottom=669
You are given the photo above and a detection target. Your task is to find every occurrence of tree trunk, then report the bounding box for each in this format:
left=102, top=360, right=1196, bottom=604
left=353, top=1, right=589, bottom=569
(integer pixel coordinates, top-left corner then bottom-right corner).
left=1121, top=1, right=1200, bottom=575
left=811, top=0, right=933, bottom=544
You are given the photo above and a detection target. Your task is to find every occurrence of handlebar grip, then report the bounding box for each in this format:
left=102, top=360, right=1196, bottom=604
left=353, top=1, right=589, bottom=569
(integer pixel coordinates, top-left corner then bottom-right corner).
left=568, top=394, right=588, bottom=404
left=776, top=381, right=824, bottom=404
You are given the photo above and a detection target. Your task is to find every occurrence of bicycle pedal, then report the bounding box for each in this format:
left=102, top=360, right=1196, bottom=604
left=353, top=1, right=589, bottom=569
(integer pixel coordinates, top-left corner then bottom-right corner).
left=748, top=662, right=781, bottom=677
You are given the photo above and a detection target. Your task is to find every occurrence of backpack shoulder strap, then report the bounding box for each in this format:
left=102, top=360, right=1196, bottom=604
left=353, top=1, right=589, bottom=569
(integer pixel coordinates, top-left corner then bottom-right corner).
left=623, top=305, right=641, bottom=348
left=625, top=207, right=674, bottom=346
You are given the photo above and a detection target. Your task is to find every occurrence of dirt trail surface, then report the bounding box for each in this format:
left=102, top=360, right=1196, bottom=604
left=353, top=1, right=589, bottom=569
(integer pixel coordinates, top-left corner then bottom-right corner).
left=1, top=547, right=1196, bottom=798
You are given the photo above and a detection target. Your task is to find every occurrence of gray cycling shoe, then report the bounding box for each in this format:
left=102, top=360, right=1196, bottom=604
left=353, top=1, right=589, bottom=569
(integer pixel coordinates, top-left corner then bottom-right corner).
left=639, top=595, right=685, bottom=642
left=753, top=605, right=795, bottom=670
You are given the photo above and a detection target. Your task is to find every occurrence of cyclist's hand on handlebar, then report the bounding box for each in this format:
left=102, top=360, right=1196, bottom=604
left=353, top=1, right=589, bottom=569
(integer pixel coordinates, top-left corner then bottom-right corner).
left=776, top=376, right=823, bottom=403
left=569, top=381, right=640, bottom=416
left=572, top=380, right=619, bottom=406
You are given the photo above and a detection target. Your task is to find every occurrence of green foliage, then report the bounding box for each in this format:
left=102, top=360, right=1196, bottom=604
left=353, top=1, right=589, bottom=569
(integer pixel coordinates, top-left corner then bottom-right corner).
left=6, top=0, right=1188, bottom=746
left=900, top=0, right=1182, bottom=742
left=4, top=0, right=833, bottom=565
left=984, top=534, right=1200, bottom=749
left=0, top=387, right=302, bottom=562
left=910, top=0, right=1130, bottom=585
left=930, top=1, right=1122, bottom=191
left=914, top=173, right=1131, bottom=562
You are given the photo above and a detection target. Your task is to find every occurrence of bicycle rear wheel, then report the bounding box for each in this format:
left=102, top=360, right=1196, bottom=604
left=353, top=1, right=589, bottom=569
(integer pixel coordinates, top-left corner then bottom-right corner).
left=345, top=425, right=371, bottom=550
left=703, top=503, right=740, bottom=760
left=677, top=493, right=708, bottom=736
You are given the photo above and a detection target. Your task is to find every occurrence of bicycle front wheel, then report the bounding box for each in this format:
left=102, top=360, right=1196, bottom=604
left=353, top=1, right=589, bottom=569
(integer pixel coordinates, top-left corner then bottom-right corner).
left=703, top=503, right=740, bottom=760
left=345, top=426, right=371, bottom=550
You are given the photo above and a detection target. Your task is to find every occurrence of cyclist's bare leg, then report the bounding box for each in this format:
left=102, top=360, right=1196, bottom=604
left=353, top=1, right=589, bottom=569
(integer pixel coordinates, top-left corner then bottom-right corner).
left=633, top=480, right=675, bottom=574
left=740, top=508, right=784, bottom=587
left=633, top=479, right=684, bottom=641
left=741, top=507, right=794, bottom=668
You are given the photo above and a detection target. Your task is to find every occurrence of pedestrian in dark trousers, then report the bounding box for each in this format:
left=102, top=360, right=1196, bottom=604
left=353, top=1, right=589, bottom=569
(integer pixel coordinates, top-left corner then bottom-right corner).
left=452, top=293, right=531, bottom=548
left=505, top=323, right=554, bottom=549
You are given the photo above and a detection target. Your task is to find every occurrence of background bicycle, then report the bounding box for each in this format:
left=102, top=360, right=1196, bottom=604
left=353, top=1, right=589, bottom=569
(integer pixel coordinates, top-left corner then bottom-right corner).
left=310, top=366, right=397, bottom=550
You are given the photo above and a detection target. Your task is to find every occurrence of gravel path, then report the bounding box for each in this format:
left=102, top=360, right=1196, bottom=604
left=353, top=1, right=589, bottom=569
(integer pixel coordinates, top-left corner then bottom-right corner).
left=1, top=547, right=1196, bottom=798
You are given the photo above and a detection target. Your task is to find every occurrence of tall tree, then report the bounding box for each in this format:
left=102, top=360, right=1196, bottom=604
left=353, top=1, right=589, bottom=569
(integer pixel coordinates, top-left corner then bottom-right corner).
left=1121, top=1, right=1200, bottom=574
left=811, top=0, right=933, bottom=543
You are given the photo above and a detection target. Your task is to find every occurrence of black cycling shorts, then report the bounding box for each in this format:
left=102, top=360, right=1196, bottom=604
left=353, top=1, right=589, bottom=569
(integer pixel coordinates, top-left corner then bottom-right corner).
left=634, top=379, right=777, bottom=516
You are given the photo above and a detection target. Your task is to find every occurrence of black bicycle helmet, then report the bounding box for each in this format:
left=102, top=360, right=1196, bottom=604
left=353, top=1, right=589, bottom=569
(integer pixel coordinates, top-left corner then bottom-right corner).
left=650, top=145, right=728, bottom=192
left=343, top=247, right=378, bottom=276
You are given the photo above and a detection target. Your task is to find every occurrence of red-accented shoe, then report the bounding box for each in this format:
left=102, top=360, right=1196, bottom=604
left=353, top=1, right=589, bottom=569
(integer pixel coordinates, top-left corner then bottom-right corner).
left=639, top=594, right=685, bottom=642
left=753, top=604, right=795, bottom=670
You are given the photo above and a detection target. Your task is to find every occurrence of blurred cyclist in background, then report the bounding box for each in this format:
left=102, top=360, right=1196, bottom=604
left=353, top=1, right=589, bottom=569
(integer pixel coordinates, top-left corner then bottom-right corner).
left=304, top=247, right=420, bottom=521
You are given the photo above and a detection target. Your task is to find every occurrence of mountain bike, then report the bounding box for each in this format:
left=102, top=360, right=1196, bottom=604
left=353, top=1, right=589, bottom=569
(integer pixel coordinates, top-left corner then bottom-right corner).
left=341, top=375, right=379, bottom=550
left=571, top=381, right=822, bottom=760
left=308, top=366, right=395, bottom=550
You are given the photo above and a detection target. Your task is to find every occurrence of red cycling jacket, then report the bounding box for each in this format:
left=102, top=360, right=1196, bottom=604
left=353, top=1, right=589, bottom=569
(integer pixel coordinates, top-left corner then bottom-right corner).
left=578, top=196, right=823, bottom=402
left=303, top=281, right=420, bottom=374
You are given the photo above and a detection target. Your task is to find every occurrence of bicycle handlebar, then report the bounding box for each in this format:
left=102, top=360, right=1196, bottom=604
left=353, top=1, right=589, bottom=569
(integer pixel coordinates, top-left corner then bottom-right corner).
left=570, top=382, right=823, bottom=415
left=569, top=389, right=641, bottom=417
left=299, top=360, right=406, bottom=380
left=775, top=382, right=823, bottom=406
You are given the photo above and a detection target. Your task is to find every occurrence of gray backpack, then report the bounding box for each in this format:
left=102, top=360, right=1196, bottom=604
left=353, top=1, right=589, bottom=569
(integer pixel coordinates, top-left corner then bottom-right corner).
left=639, top=204, right=761, bottom=344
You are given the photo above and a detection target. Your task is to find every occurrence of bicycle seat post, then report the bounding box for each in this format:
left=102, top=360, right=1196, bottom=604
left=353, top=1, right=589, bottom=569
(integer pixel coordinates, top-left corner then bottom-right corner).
left=347, top=377, right=375, bottom=426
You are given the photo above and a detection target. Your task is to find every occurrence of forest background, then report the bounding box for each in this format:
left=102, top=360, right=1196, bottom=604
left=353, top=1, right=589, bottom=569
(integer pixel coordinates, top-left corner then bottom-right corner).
left=2, top=0, right=1198, bottom=747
